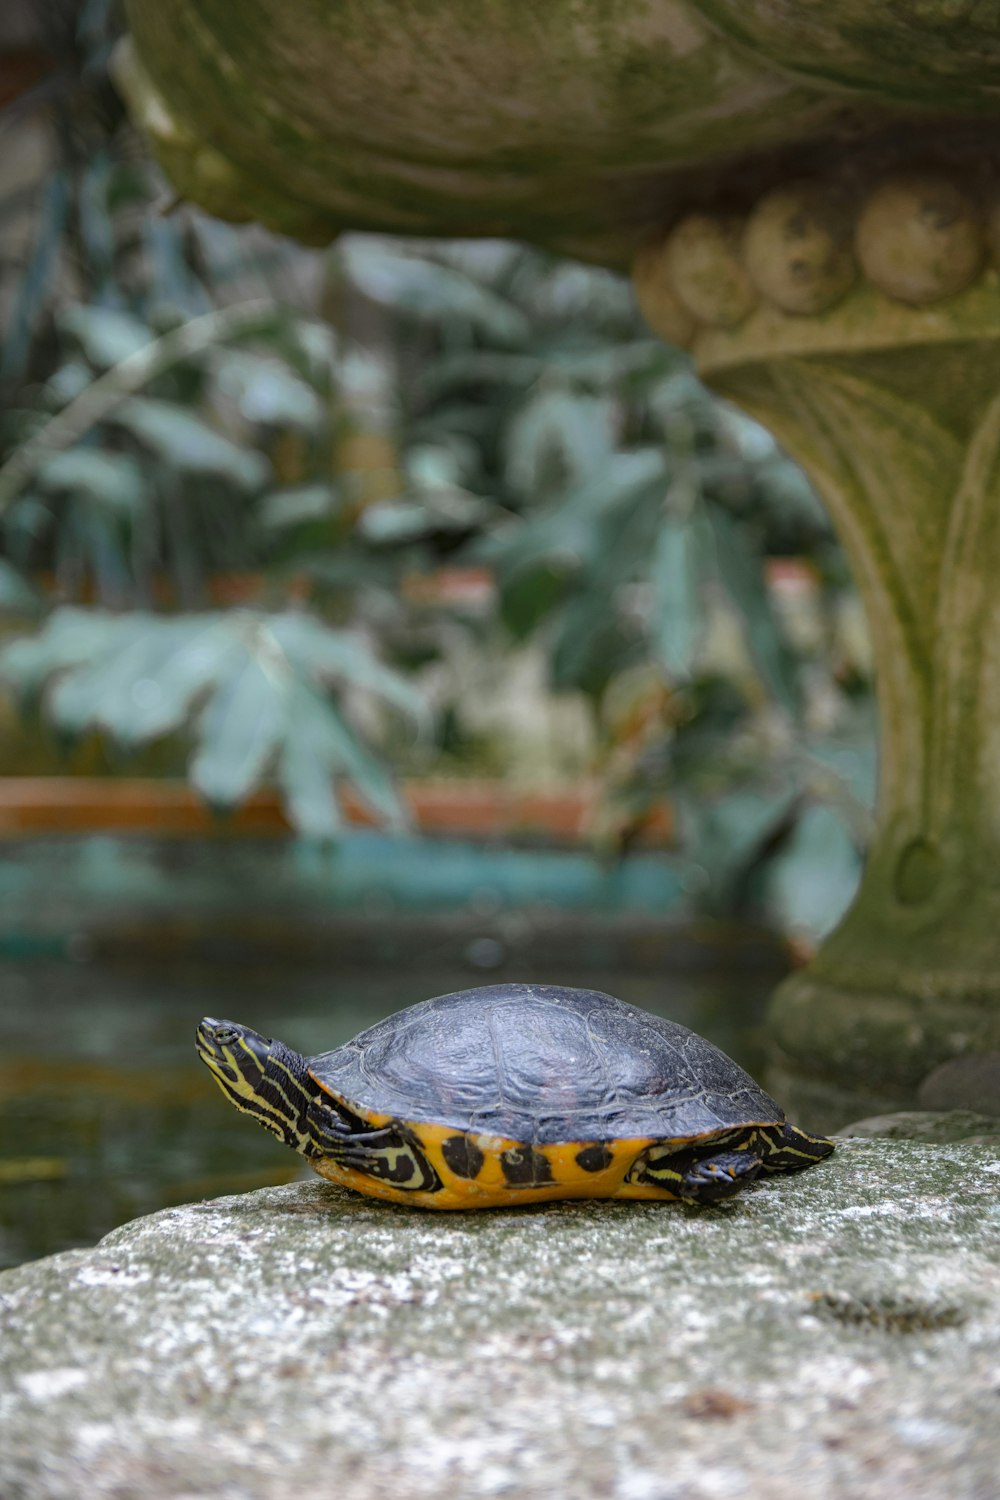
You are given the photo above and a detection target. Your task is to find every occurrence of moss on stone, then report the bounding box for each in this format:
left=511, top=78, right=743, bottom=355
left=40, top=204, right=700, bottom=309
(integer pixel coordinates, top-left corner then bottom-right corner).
left=1, top=1139, right=999, bottom=1497
left=696, top=1, right=1000, bottom=107
left=118, top=0, right=888, bottom=261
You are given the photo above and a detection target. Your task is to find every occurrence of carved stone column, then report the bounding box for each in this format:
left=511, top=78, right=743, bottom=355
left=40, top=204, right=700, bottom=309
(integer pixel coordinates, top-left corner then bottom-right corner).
left=634, top=169, right=1000, bottom=1126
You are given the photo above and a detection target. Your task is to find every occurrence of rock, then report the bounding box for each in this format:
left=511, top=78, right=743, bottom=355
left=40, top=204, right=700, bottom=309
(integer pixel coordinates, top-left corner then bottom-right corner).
left=919, top=1053, right=1000, bottom=1116
left=2, top=1138, right=999, bottom=1499
left=840, top=1110, right=1000, bottom=1145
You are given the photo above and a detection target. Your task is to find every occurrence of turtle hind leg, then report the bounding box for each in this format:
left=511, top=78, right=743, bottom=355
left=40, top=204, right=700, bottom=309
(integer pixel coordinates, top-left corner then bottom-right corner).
left=674, top=1150, right=763, bottom=1204
left=629, top=1144, right=763, bottom=1204
left=757, top=1121, right=835, bottom=1174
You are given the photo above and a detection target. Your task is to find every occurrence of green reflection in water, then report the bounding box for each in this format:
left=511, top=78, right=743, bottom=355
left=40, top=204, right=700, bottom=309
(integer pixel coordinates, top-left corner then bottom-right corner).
left=0, top=957, right=778, bottom=1269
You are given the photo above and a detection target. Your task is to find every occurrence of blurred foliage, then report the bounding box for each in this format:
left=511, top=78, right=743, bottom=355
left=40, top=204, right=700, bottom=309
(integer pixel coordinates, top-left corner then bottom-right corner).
left=0, top=0, right=424, bottom=832
left=320, top=238, right=877, bottom=934
left=2, top=607, right=425, bottom=837
left=0, top=1, right=877, bottom=936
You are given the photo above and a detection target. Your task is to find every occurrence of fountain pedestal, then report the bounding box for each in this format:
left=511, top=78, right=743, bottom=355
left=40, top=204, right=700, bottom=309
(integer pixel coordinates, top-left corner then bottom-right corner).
left=636, top=171, right=1000, bottom=1124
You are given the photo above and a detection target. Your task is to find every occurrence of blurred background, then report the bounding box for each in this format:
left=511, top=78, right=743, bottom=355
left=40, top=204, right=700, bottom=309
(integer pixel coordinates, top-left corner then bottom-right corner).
left=0, top=0, right=876, bottom=1266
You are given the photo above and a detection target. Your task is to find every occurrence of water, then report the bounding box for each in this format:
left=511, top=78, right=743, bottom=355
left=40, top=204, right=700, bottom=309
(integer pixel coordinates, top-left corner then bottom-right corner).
left=0, top=952, right=783, bottom=1269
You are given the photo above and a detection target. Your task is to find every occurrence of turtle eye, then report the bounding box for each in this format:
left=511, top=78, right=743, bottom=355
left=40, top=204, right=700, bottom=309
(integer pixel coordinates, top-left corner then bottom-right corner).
left=212, top=1024, right=241, bottom=1047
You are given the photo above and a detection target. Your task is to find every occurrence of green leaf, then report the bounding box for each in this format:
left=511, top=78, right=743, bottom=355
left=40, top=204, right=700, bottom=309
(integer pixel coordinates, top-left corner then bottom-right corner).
left=649, top=517, right=702, bottom=678
left=277, top=703, right=343, bottom=841
left=257, top=484, right=341, bottom=532
left=498, top=559, right=573, bottom=639
left=756, top=454, right=829, bottom=530
left=0, top=609, right=117, bottom=695
left=676, top=787, right=799, bottom=912
left=267, top=613, right=428, bottom=725
left=421, top=351, right=543, bottom=398
left=121, top=620, right=241, bottom=741
left=2, top=494, right=53, bottom=559
left=339, top=240, right=532, bottom=344
left=490, top=449, right=664, bottom=565
left=47, top=626, right=177, bottom=739
left=37, top=450, right=146, bottom=516
left=287, top=321, right=337, bottom=383
left=49, top=615, right=241, bottom=745
left=359, top=490, right=486, bottom=546
left=1, top=172, right=71, bottom=382
left=77, top=153, right=117, bottom=290
left=765, top=805, right=861, bottom=940
left=405, top=444, right=465, bottom=492
left=0, top=561, right=41, bottom=614
left=45, top=361, right=94, bottom=408
left=549, top=590, right=637, bottom=696
left=190, top=649, right=288, bottom=807
left=504, top=389, right=616, bottom=499
left=307, top=691, right=407, bottom=830
left=646, top=368, right=710, bottom=426
left=706, top=505, right=802, bottom=715
left=275, top=679, right=406, bottom=834
left=548, top=339, right=667, bottom=388
left=357, top=503, right=433, bottom=545
left=0, top=607, right=411, bottom=837
left=211, top=351, right=324, bottom=428
left=144, top=215, right=212, bottom=318
left=571, top=449, right=669, bottom=520
left=60, top=305, right=154, bottom=367
left=114, top=398, right=270, bottom=488
left=485, top=508, right=595, bottom=585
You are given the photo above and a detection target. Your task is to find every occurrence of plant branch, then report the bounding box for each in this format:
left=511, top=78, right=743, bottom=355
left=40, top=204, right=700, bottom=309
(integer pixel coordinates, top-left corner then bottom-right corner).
left=0, top=300, right=279, bottom=516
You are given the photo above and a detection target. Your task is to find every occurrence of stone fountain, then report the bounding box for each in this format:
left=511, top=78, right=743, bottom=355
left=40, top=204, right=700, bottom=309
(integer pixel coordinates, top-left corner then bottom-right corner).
left=117, top=2, right=1000, bottom=1127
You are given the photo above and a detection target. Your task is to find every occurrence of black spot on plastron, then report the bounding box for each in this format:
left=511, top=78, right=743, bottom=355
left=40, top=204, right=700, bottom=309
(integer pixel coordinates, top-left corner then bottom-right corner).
left=500, top=1146, right=553, bottom=1187
left=380, top=1146, right=424, bottom=1185
left=575, top=1144, right=613, bottom=1173
left=441, top=1134, right=484, bottom=1179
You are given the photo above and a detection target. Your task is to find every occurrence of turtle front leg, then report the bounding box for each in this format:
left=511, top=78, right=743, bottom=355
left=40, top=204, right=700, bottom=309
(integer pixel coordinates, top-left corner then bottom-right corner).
left=306, top=1098, right=443, bottom=1192
left=627, top=1143, right=763, bottom=1204
left=756, top=1121, right=835, bottom=1174
left=331, top=1127, right=443, bottom=1191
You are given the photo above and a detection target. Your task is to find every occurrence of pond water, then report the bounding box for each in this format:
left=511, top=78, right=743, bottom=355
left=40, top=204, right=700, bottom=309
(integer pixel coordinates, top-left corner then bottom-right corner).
left=0, top=952, right=783, bottom=1269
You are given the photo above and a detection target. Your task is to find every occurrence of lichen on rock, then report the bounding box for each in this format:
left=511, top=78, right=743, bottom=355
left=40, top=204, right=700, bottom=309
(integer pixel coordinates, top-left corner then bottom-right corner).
left=2, top=1137, right=998, bottom=1498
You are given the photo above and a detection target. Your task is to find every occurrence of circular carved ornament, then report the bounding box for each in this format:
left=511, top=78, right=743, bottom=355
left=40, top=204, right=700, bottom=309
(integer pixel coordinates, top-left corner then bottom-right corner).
left=633, top=171, right=992, bottom=348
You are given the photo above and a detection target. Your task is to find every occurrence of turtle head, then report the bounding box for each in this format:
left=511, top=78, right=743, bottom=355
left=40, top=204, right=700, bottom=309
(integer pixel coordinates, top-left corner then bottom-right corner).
left=196, top=1017, right=316, bottom=1156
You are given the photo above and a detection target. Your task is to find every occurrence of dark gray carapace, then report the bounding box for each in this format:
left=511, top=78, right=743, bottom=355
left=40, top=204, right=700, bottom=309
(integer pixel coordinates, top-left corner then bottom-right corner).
left=197, top=985, right=834, bottom=1209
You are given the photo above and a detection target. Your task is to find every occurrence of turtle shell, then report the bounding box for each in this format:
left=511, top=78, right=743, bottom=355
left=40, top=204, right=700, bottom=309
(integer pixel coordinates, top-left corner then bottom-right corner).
left=308, top=983, right=783, bottom=1144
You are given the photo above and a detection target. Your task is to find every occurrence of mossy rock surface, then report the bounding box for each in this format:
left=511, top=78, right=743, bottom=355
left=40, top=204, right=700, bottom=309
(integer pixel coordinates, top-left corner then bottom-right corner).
left=2, top=1138, right=999, bottom=1498
left=841, top=1110, right=1000, bottom=1144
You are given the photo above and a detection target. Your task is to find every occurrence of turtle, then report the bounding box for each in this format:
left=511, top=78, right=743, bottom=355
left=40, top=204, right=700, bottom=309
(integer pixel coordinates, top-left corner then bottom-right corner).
left=196, top=983, right=833, bottom=1209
